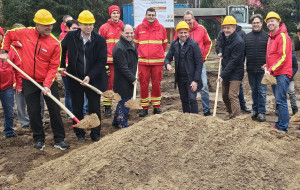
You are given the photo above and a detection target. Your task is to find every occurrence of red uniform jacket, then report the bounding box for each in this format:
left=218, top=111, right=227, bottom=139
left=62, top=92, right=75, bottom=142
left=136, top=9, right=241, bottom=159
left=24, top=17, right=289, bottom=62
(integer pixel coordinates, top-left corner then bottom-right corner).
left=134, top=18, right=167, bottom=65
left=174, top=21, right=212, bottom=62
left=2, top=27, right=61, bottom=88
left=99, top=19, right=124, bottom=64
left=0, top=45, right=22, bottom=91
left=266, top=23, right=292, bottom=77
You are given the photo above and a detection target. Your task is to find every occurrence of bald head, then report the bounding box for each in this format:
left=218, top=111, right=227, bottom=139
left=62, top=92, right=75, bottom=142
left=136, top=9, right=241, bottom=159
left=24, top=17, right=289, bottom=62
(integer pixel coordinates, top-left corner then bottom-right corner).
left=122, top=24, right=134, bottom=42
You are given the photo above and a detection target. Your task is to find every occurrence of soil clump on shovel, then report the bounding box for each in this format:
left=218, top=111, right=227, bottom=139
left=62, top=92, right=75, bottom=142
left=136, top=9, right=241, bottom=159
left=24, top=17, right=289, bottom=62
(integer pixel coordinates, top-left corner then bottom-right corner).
left=75, top=113, right=100, bottom=129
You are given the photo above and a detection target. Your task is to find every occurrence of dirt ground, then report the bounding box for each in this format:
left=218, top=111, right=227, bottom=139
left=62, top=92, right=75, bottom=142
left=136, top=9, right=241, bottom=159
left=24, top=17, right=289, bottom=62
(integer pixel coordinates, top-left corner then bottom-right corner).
left=1, top=51, right=300, bottom=189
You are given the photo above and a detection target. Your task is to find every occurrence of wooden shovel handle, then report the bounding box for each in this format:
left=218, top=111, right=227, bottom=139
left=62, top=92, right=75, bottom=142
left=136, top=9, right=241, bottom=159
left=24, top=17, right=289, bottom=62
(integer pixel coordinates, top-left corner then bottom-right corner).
left=7, top=59, right=79, bottom=123
left=63, top=71, right=103, bottom=95
left=133, top=68, right=138, bottom=100
left=213, top=58, right=222, bottom=117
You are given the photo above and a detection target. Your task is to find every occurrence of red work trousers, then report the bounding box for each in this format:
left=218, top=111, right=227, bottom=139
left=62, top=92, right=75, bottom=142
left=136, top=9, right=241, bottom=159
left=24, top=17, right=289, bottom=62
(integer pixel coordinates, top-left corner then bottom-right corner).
left=138, top=65, right=163, bottom=109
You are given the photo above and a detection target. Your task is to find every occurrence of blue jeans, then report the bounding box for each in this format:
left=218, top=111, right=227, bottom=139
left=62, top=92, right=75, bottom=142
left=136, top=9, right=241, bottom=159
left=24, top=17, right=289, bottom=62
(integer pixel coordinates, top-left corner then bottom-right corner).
left=178, top=77, right=198, bottom=114
left=239, top=82, right=247, bottom=109
left=199, top=63, right=210, bottom=113
left=0, top=86, right=15, bottom=137
left=62, top=76, right=73, bottom=119
left=272, top=75, right=290, bottom=132
left=112, top=97, right=130, bottom=128
left=248, top=72, right=267, bottom=114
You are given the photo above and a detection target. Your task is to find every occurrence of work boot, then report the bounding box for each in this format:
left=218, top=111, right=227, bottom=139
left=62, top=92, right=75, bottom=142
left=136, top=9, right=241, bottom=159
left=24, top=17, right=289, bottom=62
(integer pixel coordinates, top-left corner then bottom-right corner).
left=292, top=107, right=298, bottom=115
left=105, top=106, right=112, bottom=117
left=241, top=106, right=251, bottom=113
left=153, top=108, right=163, bottom=114
left=257, top=113, right=266, bottom=122
left=204, top=111, right=211, bottom=116
left=251, top=111, right=258, bottom=120
left=139, top=109, right=148, bottom=117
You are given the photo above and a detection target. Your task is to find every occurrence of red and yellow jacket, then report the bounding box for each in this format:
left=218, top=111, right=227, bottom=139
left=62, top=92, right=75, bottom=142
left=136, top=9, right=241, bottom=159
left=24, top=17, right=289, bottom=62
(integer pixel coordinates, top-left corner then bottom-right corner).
left=174, top=21, right=212, bottom=62
left=11, top=41, right=23, bottom=90
left=0, top=45, right=22, bottom=91
left=134, top=18, right=167, bottom=65
left=2, top=27, right=61, bottom=88
left=266, top=23, right=292, bottom=77
left=99, top=19, right=124, bottom=64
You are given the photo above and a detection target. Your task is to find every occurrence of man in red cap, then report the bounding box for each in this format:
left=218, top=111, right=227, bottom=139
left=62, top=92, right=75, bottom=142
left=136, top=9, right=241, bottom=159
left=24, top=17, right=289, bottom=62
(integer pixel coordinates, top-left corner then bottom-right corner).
left=99, top=5, right=124, bottom=117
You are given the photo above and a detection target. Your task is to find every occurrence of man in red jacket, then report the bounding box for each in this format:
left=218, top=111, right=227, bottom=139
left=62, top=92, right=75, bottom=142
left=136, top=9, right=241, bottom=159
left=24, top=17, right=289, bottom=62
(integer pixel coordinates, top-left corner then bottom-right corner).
left=264, top=12, right=292, bottom=132
left=174, top=10, right=212, bottom=116
left=0, top=26, right=22, bottom=138
left=0, top=9, right=69, bottom=150
left=134, top=7, right=167, bottom=117
left=99, top=5, right=124, bottom=117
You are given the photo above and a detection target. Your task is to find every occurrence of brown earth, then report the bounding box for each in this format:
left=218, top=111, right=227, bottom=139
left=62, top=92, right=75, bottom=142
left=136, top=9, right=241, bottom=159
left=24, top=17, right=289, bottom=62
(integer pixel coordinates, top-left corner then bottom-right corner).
left=1, top=51, right=300, bottom=189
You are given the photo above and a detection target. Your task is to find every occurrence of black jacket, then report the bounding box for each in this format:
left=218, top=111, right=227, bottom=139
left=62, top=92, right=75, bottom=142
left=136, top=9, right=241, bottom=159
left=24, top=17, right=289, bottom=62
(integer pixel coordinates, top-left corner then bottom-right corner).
left=220, top=31, right=245, bottom=81
left=61, top=29, right=108, bottom=92
left=244, top=30, right=268, bottom=73
left=113, top=36, right=138, bottom=98
left=292, top=51, right=298, bottom=80
left=216, top=25, right=245, bottom=54
left=164, top=37, right=203, bottom=89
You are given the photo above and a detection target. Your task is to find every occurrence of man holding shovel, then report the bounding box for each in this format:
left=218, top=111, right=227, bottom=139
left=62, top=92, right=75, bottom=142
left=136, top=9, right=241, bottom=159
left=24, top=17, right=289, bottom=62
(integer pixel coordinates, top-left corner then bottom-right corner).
left=216, top=16, right=245, bottom=119
left=60, top=10, right=108, bottom=141
left=264, top=12, right=292, bottom=132
left=0, top=9, right=69, bottom=150
left=112, top=24, right=138, bottom=128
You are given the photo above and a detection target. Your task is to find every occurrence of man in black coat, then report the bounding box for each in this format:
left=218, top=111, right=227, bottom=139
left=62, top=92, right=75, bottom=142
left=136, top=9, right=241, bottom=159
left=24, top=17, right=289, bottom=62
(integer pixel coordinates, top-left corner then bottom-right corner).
left=112, top=24, right=138, bottom=128
left=217, top=16, right=245, bottom=118
left=59, top=10, right=108, bottom=141
left=216, top=21, right=251, bottom=113
left=244, top=14, right=269, bottom=122
left=165, top=21, right=203, bottom=113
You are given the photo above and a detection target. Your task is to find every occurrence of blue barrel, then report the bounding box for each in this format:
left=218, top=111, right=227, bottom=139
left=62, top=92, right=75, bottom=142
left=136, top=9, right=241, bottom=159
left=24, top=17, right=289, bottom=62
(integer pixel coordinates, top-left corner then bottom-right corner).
left=123, top=4, right=191, bottom=26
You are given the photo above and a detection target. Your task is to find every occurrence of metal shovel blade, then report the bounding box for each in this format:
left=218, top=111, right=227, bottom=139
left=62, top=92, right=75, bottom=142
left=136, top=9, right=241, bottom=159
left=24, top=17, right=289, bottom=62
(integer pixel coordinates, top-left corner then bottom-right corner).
left=73, top=113, right=100, bottom=129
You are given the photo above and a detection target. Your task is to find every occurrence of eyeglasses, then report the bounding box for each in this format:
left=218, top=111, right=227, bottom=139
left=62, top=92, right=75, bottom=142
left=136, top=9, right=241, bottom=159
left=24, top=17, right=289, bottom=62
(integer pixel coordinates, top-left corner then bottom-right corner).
left=252, top=22, right=261, bottom=25
left=147, top=14, right=156, bottom=17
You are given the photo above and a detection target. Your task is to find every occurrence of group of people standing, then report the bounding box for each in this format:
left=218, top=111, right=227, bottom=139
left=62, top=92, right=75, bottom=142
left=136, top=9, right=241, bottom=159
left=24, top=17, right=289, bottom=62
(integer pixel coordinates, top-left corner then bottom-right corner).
left=0, top=5, right=297, bottom=151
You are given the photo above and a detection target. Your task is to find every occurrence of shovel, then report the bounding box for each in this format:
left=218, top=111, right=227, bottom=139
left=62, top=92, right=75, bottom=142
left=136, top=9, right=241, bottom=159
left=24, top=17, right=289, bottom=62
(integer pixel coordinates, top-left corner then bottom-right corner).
left=7, top=59, right=99, bottom=129
left=125, top=68, right=142, bottom=109
left=261, top=67, right=277, bottom=85
left=213, top=58, right=222, bottom=117
left=63, top=71, right=121, bottom=101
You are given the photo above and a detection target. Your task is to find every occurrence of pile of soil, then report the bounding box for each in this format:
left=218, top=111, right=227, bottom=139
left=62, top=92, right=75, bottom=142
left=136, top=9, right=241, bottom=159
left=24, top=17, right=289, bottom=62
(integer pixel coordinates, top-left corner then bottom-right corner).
left=7, top=111, right=300, bottom=189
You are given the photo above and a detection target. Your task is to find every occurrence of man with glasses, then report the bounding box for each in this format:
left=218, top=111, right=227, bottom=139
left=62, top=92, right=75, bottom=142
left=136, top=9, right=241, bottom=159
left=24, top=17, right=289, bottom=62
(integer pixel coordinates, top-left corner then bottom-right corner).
left=134, top=7, right=167, bottom=117
left=244, top=14, right=268, bottom=122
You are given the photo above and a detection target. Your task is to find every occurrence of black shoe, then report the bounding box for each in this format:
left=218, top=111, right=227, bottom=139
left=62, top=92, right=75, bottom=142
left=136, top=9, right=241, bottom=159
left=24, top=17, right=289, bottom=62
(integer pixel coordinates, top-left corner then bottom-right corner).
left=5, top=134, right=16, bottom=138
left=241, top=107, right=251, bottom=113
left=257, top=113, right=266, bottom=122
left=54, top=141, right=70, bottom=150
left=77, top=136, right=85, bottom=141
left=91, top=135, right=100, bottom=142
left=292, top=107, right=298, bottom=115
left=22, top=125, right=30, bottom=129
left=203, top=111, right=211, bottom=116
left=139, top=109, right=148, bottom=117
left=105, top=106, right=112, bottom=117
left=153, top=108, right=163, bottom=114
left=251, top=111, right=258, bottom=119
left=33, top=142, right=45, bottom=150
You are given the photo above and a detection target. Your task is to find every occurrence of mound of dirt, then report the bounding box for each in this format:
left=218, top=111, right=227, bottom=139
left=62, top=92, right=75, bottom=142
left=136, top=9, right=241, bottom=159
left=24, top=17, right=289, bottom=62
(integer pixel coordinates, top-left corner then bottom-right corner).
left=7, top=111, right=300, bottom=189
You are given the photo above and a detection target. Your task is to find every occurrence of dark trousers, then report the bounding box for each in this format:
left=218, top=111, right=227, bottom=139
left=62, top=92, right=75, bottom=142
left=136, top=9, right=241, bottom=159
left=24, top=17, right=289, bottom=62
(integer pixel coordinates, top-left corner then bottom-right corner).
left=222, top=80, right=241, bottom=118
left=68, top=78, right=101, bottom=138
left=177, top=77, right=198, bottom=114
left=22, top=79, right=65, bottom=143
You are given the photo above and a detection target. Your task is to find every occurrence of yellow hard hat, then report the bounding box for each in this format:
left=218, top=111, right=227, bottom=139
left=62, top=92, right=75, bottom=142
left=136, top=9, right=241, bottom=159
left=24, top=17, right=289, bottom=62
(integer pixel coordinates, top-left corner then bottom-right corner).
left=33, top=9, right=56, bottom=25
left=176, top=21, right=190, bottom=32
left=78, top=10, right=95, bottom=24
left=264, top=11, right=281, bottom=23
left=222, top=16, right=237, bottom=25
